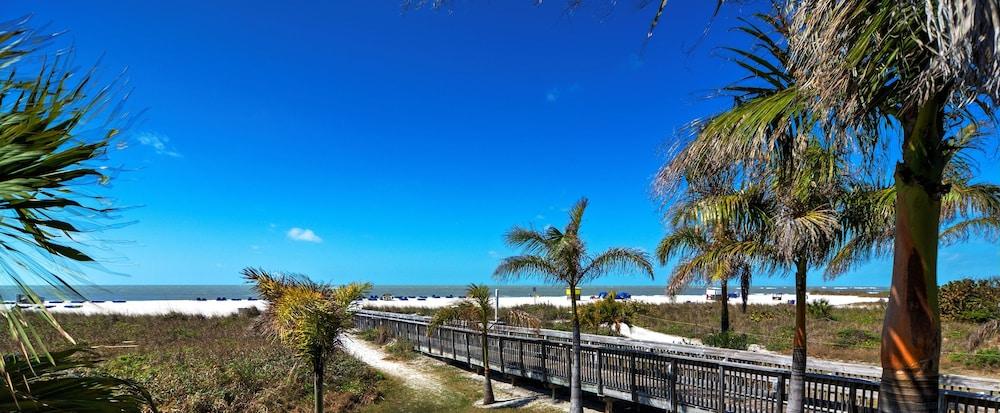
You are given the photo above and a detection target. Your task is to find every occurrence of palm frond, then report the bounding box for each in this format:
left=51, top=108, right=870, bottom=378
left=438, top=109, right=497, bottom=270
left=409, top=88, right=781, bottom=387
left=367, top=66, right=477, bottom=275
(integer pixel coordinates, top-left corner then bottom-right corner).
left=493, top=255, right=561, bottom=283
left=582, top=247, right=654, bottom=284
left=0, top=347, right=157, bottom=412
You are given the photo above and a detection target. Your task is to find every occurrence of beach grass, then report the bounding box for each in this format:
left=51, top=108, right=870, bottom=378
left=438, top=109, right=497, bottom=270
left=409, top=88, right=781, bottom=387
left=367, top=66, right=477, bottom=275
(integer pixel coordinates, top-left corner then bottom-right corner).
left=1, top=312, right=384, bottom=412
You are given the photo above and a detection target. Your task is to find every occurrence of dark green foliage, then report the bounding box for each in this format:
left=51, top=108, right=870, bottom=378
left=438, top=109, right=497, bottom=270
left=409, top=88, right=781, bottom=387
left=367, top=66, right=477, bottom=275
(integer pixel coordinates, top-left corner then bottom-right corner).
left=833, top=329, right=880, bottom=349
left=949, top=349, right=1000, bottom=369
left=360, top=326, right=391, bottom=345
left=383, top=339, right=415, bottom=361
left=807, top=299, right=835, bottom=320
left=940, top=278, right=1000, bottom=323
left=578, top=292, right=640, bottom=336
left=702, top=331, right=750, bottom=350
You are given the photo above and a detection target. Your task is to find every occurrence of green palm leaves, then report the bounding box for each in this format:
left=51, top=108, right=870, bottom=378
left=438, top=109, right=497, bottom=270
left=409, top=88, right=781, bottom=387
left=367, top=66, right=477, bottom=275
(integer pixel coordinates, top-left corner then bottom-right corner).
left=495, top=198, right=654, bottom=287
left=0, top=347, right=157, bottom=413
left=494, top=197, right=652, bottom=413
left=243, top=268, right=371, bottom=413
left=0, top=17, right=142, bottom=407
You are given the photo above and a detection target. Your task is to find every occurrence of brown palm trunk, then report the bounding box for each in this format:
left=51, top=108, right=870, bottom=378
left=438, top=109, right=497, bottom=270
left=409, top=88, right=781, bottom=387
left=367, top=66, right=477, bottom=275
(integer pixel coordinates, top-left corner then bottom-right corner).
left=879, top=96, right=946, bottom=413
left=788, top=257, right=808, bottom=413
left=569, top=283, right=583, bottom=413
left=720, top=281, right=730, bottom=333
left=313, top=355, right=324, bottom=413
left=481, top=330, right=495, bottom=404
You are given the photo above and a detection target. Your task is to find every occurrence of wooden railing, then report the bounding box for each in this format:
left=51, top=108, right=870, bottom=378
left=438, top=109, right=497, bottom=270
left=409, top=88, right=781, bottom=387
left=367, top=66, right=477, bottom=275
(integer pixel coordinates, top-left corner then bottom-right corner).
left=354, top=310, right=1000, bottom=413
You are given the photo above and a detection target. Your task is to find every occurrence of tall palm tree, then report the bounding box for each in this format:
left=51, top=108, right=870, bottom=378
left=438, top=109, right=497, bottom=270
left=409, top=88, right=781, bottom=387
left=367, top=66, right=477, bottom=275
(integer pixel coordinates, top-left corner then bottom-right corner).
left=494, top=197, right=654, bottom=413
left=243, top=268, right=371, bottom=413
left=655, top=12, right=857, bottom=412
left=785, top=2, right=1000, bottom=409
left=829, top=125, right=1000, bottom=276
left=656, top=174, right=763, bottom=334
left=428, top=284, right=539, bottom=405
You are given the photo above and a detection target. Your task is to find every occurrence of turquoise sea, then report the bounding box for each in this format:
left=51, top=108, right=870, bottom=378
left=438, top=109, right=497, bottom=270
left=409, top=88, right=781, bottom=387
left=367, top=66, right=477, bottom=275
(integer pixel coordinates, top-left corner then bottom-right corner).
left=0, top=284, right=888, bottom=301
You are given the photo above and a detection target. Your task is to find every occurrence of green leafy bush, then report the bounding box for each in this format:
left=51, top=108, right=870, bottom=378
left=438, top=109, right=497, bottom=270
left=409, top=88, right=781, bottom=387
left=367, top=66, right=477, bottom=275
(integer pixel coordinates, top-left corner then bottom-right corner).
left=833, top=329, right=880, bottom=348
left=360, top=326, right=391, bottom=345
left=940, top=278, right=1000, bottom=322
left=949, top=349, right=1000, bottom=369
left=384, top=339, right=416, bottom=361
left=702, top=332, right=750, bottom=350
left=808, top=299, right=835, bottom=320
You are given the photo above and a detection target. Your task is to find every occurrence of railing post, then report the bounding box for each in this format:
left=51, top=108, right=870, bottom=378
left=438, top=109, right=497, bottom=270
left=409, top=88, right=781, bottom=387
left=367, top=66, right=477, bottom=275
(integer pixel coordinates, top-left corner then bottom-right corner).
left=498, top=336, right=505, bottom=373
left=518, top=339, right=525, bottom=376
left=629, top=352, right=638, bottom=402
left=846, top=382, right=858, bottom=413
left=717, top=365, right=726, bottom=413
left=597, top=349, right=604, bottom=395
left=773, top=373, right=786, bottom=413
left=466, top=332, right=471, bottom=364
left=938, top=390, right=948, bottom=413
left=668, top=359, right=678, bottom=413
left=452, top=329, right=457, bottom=359
left=541, top=342, right=548, bottom=383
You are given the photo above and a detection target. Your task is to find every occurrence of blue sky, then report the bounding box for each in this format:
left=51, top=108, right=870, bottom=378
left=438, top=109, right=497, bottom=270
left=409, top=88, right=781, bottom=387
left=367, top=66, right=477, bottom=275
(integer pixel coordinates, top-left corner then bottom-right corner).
left=9, top=1, right=998, bottom=286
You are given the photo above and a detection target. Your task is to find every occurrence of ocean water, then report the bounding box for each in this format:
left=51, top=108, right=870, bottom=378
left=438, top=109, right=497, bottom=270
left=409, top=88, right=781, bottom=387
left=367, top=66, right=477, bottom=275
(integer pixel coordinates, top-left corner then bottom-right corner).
left=0, top=284, right=888, bottom=301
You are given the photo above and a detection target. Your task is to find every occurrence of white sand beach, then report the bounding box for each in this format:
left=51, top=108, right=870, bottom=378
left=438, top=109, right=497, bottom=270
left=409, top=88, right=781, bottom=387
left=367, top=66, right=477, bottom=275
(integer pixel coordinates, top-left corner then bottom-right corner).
left=361, top=293, right=885, bottom=310
left=10, top=299, right=268, bottom=317
left=4, top=293, right=883, bottom=319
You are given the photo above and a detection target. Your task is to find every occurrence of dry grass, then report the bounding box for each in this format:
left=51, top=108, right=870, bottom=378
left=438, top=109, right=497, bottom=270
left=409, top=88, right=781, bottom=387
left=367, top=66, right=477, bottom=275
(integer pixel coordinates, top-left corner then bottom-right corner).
left=0, top=312, right=385, bottom=413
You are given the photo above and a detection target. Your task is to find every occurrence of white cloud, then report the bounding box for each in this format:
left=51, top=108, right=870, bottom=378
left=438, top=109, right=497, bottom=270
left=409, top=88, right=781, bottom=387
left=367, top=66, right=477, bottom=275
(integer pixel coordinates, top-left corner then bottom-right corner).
left=136, top=132, right=182, bottom=157
left=546, top=88, right=560, bottom=102
left=287, top=227, right=322, bottom=243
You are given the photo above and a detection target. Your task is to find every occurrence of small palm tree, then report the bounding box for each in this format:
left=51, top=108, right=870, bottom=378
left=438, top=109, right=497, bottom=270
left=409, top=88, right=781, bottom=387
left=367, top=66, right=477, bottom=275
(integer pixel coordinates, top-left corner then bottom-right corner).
left=243, top=268, right=371, bottom=413
left=494, top=197, right=653, bottom=413
left=428, top=284, right=539, bottom=405
left=579, top=291, right=637, bottom=335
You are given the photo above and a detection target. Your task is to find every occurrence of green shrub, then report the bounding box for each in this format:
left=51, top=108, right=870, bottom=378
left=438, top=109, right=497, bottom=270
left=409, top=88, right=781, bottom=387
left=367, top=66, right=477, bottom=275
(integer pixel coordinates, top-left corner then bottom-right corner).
left=384, top=339, right=415, bottom=361
left=940, top=278, right=1000, bottom=322
left=808, top=299, right=835, bottom=320
left=360, top=326, right=391, bottom=345
left=833, top=328, right=880, bottom=348
left=703, top=332, right=750, bottom=350
left=950, top=349, right=1000, bottom=369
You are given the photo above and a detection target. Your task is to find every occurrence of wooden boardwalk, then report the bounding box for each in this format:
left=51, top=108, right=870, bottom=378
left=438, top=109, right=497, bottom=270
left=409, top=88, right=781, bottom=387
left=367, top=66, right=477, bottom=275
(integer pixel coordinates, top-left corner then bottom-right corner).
left=355, top=310, right=1000, bottom=413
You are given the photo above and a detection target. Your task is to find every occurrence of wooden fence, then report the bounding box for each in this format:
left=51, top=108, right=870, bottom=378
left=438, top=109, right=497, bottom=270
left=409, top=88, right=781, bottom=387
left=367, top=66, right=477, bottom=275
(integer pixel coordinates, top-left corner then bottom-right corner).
left=354, top=310, right=1000, bottom=413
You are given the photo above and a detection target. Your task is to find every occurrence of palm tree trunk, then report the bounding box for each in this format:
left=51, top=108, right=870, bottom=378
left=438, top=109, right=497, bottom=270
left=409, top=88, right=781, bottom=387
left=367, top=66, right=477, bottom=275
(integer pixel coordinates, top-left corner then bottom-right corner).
left=313, top=355, right=324, bottom=413
left=788, top=257, right=808, bottom=413
left=879, top=96, right=946, bottom=413
left=720, top=281, right=730, bottom=333
left=481, top=330, right=495, bottom=404
left=569, top=284, right=583, bottom=413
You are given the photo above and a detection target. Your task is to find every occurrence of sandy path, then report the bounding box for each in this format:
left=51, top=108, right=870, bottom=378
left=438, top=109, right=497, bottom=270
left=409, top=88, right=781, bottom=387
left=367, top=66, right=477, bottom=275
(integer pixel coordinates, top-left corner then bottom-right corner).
left=341, top=333, right=598, bottom=412
left=340, top=334, right=442, bottom=393
left=618, top=324, right=702, bottom=346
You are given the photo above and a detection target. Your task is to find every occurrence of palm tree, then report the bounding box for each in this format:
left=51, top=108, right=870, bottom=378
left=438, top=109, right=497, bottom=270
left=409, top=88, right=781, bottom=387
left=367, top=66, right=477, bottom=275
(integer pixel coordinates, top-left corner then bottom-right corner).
left=655, top=12, right=856, bottom=412
left=493, top=197, right=654, bottom=413
left=243, top=268, right=371, bottom=413
left=829, top=125, right=1000, bottom=276
left=0, top=19, right=129, bottom=360
left=784, top=3, right=1000, bottom=409
left=655, top=174, right=762, bottom=334
left=579, top=290, right=638, bottom=335
left=428, top=284, right=539, bottom=405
